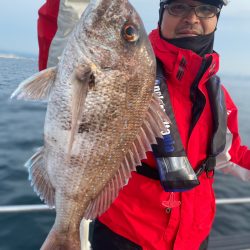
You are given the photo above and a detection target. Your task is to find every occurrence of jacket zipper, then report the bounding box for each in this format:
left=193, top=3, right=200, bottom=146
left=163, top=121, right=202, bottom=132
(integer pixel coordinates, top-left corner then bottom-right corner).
left=188, top=56, right=212, bottom=135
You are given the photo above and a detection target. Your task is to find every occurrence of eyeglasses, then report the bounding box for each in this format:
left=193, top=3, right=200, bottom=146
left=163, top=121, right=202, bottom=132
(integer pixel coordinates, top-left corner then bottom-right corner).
left=165, top=3, right=220, bottom=18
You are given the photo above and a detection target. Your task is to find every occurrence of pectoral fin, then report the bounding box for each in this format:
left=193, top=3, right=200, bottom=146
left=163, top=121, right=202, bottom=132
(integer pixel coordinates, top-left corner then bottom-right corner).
left=11, top=67, right=57, bottom=101
left=67, top=64, right=95, bottom=155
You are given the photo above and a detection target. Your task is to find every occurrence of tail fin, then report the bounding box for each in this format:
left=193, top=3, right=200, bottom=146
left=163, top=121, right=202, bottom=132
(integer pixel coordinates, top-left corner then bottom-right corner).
left=40, top=227, right=81, bottom=250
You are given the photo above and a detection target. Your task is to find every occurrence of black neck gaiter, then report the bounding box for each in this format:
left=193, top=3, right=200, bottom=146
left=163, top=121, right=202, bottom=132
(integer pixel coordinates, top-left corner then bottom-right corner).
left=162, top=31, right=215, bottom=57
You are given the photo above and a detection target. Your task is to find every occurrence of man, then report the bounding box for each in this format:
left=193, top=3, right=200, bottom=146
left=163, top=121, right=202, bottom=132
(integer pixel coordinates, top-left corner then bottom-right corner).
left=90, top=1, right=250, bottom=249
left=38, top=0, right=250, bottom=249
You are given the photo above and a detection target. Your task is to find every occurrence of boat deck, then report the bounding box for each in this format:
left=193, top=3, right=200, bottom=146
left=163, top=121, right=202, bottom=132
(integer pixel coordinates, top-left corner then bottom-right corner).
left=209, top=234, right=250, bottom=250
left=1, top=201, right=250, bottom=249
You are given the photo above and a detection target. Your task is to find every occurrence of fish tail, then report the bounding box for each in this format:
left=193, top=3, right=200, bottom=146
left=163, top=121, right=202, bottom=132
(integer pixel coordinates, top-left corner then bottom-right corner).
left=41, top=227, right=81, bottom=250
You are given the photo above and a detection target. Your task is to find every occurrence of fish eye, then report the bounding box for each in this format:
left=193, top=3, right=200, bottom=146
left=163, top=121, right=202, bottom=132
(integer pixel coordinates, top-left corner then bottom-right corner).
left=122, top=24, right=139, bottom=42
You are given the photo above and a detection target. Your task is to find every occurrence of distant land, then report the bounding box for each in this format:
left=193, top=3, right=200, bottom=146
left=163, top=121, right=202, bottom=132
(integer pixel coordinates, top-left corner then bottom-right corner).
left=0, top=49, right=37, bottom=60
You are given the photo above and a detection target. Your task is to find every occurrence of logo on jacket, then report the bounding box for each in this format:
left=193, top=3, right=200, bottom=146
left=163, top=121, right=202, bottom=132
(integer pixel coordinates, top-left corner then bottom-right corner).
left=154, top=80, right=175, bottom=153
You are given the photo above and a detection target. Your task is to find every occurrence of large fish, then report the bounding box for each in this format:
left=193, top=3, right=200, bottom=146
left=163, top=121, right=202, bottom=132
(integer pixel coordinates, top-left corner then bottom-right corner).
left=11, top=0, right=170, bottom=249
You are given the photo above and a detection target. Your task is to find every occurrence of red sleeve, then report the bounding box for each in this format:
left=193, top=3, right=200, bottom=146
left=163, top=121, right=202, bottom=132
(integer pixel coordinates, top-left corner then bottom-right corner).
left=223, top=85, right=250, bottom=170
left=37, top=0, right=60, bottom=71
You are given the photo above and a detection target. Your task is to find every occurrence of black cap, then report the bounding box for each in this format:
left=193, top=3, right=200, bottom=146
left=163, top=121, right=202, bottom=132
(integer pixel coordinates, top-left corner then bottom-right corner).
left=160, top=0, right=228, bottom=8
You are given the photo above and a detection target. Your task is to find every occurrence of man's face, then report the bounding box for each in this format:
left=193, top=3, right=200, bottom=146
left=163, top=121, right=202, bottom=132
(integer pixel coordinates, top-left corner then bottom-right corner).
left=161, top=0, right=218, bottom=39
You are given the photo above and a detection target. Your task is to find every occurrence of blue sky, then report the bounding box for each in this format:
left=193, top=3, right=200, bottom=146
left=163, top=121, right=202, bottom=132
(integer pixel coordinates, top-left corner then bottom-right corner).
left=0, top=0, right=250, bottom=75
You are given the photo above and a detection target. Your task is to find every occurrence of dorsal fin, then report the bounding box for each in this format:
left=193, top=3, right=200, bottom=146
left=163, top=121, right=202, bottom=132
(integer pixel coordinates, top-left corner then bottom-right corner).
left=84, top=94, right=170, bottom=219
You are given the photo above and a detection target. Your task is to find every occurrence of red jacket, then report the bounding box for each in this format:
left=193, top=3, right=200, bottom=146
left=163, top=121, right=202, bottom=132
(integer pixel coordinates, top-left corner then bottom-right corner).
left=98, top=29, right=250, bottom=250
